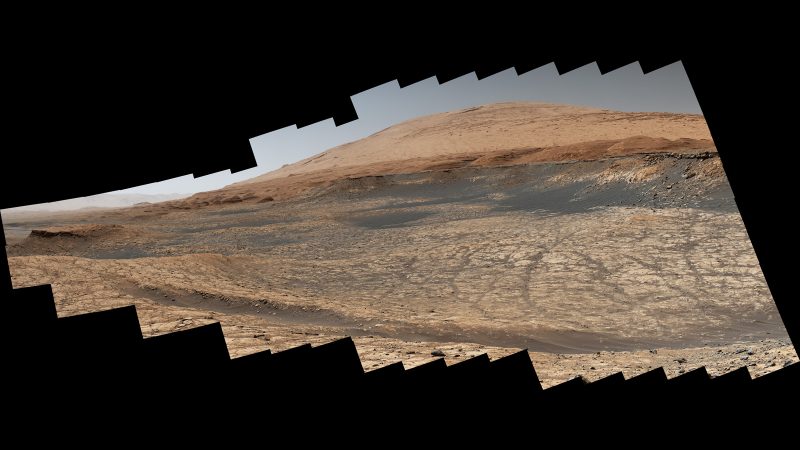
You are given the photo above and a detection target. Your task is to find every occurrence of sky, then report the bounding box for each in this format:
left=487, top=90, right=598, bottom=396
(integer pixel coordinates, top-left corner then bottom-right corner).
left=109, top=61, right=702, bottom=196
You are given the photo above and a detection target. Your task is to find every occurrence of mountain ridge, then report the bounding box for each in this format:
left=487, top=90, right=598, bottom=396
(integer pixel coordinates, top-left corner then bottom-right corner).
left=236, top=102, right=711, bottom=187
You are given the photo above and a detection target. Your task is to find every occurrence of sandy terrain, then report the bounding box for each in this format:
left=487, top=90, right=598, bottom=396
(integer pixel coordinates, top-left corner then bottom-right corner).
left=3, top=102, right=796, bottom=386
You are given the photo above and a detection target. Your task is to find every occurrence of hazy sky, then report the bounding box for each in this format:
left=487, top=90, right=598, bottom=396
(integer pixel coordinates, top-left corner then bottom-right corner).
left=117, top=61, right=701, bottom=195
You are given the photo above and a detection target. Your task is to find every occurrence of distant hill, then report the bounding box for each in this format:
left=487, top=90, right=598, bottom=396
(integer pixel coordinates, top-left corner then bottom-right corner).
left=237, top=102, right=712, bottom=186
left=3, top=192, right=189, bottom=213
left=167, top=102, right=712, bottom=208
